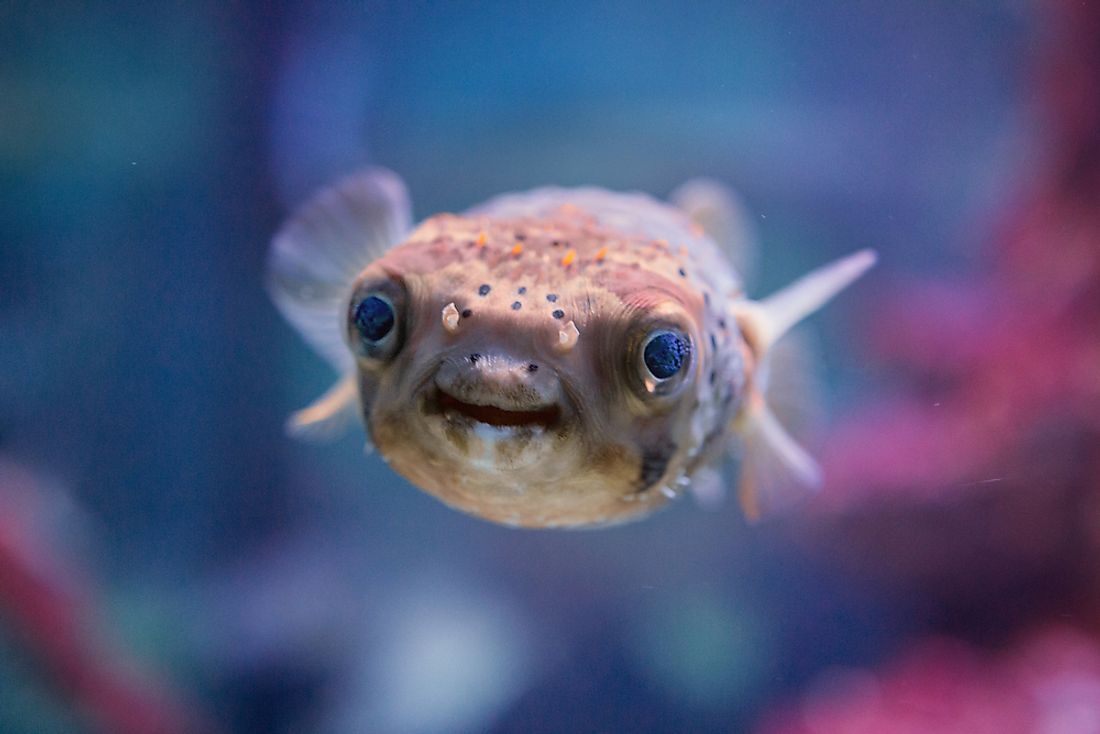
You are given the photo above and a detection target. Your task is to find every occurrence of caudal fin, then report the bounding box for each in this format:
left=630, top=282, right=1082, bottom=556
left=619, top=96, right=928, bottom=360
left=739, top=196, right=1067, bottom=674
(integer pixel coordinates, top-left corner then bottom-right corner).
left=736, top=249, right=877, bottom=355
left=732, top=249, right=876, bottom=519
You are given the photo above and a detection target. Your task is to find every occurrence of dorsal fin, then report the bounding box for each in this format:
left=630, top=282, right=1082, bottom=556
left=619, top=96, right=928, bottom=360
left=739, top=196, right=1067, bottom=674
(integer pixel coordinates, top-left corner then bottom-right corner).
left=267, top=167, right=412, bottom=373
left=669, top=178, right=758, bottom=283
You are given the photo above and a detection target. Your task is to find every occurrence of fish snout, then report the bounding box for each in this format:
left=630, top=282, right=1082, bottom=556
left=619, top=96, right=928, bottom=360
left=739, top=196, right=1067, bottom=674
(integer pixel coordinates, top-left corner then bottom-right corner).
left=435, top=352, right=562, bottom=410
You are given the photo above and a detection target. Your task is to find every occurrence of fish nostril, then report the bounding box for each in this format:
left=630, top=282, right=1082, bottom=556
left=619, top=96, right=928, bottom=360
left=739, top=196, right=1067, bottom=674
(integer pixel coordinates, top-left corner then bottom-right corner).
left=469, top=353, right=481, bottom=364
left=527, top=363, right=539, bottom=373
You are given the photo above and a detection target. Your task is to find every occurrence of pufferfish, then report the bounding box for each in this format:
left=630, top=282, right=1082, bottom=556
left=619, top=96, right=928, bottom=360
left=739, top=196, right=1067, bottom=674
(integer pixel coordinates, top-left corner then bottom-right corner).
left=267, top=168, right=874, bottom=527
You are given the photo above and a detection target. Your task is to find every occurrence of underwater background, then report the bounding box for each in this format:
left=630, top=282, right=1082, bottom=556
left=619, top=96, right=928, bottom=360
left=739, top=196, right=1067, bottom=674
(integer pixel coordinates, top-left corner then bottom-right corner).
left=4, top=1, right=1100, bottom=732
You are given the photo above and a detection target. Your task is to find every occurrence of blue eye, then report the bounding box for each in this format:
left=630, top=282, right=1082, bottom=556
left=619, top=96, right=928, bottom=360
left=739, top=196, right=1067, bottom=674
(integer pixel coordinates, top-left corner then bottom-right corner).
left=353, top=295, right=395, bottom=343
left=643, top=330, right=691, bottom=380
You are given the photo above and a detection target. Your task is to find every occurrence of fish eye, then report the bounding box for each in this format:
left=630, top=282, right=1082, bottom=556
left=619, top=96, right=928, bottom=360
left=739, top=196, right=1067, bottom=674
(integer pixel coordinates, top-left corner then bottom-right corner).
left=347, top=283, right=405, bottom=363
left=637, top=328, right=693, bottom=396
left=354, top=295, right=395, bottom=342
left=643, top=331, right=690, bottom=379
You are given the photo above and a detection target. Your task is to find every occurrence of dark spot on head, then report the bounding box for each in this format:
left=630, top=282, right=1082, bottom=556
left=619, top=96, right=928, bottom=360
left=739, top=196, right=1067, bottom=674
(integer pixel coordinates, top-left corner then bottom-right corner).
left=709, top=370, right=717, bottom=385
left=517, top=286, right=527, bottom=295
left=551, top=240, right=561, bottom=247
left=527, top=363, right=538, bottom=373
left=546, top=293, right=558, bottom=302
left=461, top=308, right=472, bottom=318
left=478, top=284, right=491, bottom=296
left=710, top=333, right=718, bottom=350
left=718, top=318, right=727, bottom=330
left=678, top=267, right=687, bottom=277
left=514, top=233, right=526, bottom=241
left=469, top=353, right=481, bottom=363
left=511, top=301, right=522, bottom=310
left=552, top=309, right=565, bottom=319
left=638, top=441, right=676, bottom=491
left=703, top=292, right=711, bottom=306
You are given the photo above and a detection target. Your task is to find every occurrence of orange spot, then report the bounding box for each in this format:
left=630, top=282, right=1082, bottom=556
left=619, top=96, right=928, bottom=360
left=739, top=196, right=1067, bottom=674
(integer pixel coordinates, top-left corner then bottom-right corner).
left=511, top=242, right=524, bottom=256
left=690, top=223, right=705, bottom=237
left=559, top=203, right=578, bottom=214
left=594, top=247, right=608, bottom=262
left=476, top=231, right=488, bottom=248
left=561, top=249, right=576, bottom=267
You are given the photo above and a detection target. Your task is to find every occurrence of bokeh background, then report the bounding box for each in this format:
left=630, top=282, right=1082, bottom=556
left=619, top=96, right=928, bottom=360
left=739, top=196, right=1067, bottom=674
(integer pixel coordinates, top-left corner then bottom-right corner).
left=4, top=1, right=1100, bottom=732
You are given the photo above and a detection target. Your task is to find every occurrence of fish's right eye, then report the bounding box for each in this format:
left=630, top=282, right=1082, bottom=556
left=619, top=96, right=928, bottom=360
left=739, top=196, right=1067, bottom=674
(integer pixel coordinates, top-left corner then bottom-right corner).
left=348, top=286, right=404, bottom=363
left=354, top=295, right=395, bottom=343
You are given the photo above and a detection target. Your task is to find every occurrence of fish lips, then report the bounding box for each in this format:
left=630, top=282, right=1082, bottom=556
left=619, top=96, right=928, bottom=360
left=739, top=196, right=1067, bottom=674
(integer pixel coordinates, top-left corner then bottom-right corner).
left=434, top=389, right=562, bottom=428
left=428, top=352, right=569, bottom=431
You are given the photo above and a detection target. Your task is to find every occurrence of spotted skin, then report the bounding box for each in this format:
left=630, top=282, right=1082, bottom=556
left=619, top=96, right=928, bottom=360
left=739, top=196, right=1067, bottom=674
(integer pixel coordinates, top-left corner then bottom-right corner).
left=270, top=170, right=875, bottom=526
left=342, top=190, right=749, bottom=527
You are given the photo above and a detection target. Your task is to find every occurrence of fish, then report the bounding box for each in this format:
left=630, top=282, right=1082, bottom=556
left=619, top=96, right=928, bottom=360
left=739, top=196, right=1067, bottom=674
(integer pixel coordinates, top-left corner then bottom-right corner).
left=267, top=168, right=875, bottom=528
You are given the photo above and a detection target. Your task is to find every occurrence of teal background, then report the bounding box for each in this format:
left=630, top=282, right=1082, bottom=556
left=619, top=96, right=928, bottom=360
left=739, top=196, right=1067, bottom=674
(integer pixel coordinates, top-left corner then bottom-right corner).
left=1, top=2, right=1038, bottom=732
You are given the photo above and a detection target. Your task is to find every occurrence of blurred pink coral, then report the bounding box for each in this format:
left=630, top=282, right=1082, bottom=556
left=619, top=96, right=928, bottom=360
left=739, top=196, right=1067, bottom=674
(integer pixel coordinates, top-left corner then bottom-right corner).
left=767, top=4, right=1100, bottom=732
left=818, top=0, right=1100, bottom=511
left=758, top=627, right=1100, bottom=734
left=787, top=0, right=1100, bottom=627
left=0, top=459, right=218, bottom=734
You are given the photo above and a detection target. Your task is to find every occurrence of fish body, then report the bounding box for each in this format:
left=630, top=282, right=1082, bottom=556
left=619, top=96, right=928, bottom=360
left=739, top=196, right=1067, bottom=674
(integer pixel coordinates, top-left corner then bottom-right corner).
left=268, top=169, right=874, bottom=527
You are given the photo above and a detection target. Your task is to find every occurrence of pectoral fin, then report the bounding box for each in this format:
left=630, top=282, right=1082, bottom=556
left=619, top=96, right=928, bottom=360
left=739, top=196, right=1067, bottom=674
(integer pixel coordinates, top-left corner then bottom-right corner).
left=267, top=168, right=412, bottom=374
left=689, top=465, right=727, bottom=510
left=286, top=374, right=360, bottom=442
left=737, top=393, right=823, bottom=521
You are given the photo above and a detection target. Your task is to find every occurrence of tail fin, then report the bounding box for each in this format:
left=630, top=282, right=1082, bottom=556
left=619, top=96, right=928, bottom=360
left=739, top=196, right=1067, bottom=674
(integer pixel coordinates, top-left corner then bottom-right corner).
left=732, top=249, right=877, bottom=519
left=737, top=250, right=877, bottom=356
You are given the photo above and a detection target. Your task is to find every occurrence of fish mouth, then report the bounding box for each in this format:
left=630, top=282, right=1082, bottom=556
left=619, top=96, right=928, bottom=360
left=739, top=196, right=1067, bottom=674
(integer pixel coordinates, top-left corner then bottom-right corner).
left=433, top=388, right=562, bottom=428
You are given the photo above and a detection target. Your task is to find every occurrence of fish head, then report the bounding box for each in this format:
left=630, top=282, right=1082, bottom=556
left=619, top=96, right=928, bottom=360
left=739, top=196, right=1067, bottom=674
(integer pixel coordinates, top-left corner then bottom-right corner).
left=346, top=216, right=734, bottom=527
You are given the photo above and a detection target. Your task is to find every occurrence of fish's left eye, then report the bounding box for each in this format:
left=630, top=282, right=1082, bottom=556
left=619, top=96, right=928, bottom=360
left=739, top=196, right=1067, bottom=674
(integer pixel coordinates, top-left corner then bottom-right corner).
left=643, top=331, right=691, bottom=379
left=637, top=329, right=693, bottom=397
